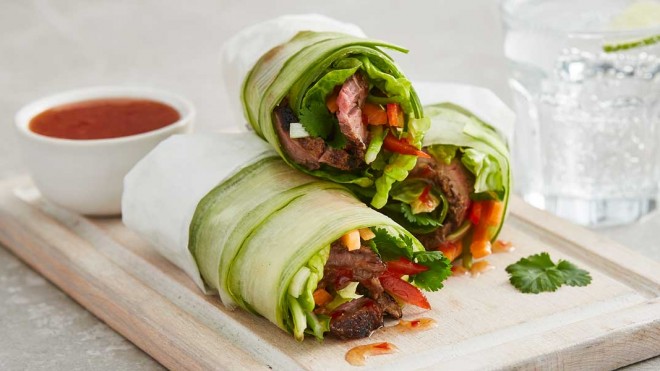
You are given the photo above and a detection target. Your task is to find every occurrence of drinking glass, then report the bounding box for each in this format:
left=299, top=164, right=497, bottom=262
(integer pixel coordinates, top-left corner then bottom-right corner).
left=501, top=0, right=660, bottom=226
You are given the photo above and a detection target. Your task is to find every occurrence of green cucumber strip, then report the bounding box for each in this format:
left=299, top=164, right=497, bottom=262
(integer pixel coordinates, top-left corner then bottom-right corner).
left=365, top=125, right=385, bottom=164
left=288, top=297, right=307, bottom=341
left=288, top=267, right=311, bottom=298
left=227, top=185, right=415, bottom=336
left=305, top=312, right=329, bottom=342
left=299, top=271, right=318, bottom=312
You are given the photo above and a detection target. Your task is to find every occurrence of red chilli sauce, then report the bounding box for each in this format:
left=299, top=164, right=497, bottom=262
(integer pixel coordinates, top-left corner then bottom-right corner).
left=29, top=98, right=180, bottom=140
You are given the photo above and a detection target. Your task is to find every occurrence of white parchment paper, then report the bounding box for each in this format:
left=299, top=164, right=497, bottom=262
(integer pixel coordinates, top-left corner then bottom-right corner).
left=414, top=81, right=515, bottom=146
left=122, top=133, right=274, bottom=292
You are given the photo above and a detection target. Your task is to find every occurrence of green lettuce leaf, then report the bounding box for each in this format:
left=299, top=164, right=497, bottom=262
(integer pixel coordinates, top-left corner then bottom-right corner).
left=298, top=66, right=359, bottom=139
left=365, top=125, right=386, bottom=164
left=461, top=148, right=505, bottom=195
left=371, top=153, right=418, bottom=208
left=427, top=145, right=458, bottom=165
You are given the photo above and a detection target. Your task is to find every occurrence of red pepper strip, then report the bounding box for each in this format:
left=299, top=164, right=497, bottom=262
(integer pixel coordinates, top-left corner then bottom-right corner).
left=386, top=103, right=403, bottom=127
left=386, top=257, right=429, bottom=276
left=383, top=133, right=430, bottom=158
left=468, top=202, right=482, bottom=225
left=469, top=201, right=505, bottom=259
left=379, top=273, right=431, bottom=310
left=438, top=241, right=462, bottom=262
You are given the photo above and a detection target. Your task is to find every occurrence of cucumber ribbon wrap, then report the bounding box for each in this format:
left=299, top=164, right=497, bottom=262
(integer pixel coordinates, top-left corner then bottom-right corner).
left=240, top=30, right=428, bottom=209
left=122, top=133, right=449, bottom=341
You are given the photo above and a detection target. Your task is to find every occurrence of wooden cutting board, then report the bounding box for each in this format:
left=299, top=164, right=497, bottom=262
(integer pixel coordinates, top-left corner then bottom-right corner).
left=0, top=176, right=659, bottom=370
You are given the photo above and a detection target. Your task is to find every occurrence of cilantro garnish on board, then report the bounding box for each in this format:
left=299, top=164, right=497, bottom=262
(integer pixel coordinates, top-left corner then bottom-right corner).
left=505, top=252, right=592, bottom=294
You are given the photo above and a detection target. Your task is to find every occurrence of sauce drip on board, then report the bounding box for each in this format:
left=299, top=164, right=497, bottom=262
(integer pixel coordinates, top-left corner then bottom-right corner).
left=492, top=240, right=515, bottom=253
left=393, top=317, right=437, bottom=332
left=29, top=98, right=180, bottom=140
left=450, top=240, right=515, bottom=277
left=345, top=342, right=398, bottom=366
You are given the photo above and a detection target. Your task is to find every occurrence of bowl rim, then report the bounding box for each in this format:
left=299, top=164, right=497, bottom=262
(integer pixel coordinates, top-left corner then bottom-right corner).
left=15, top=86, right=195, bottom=147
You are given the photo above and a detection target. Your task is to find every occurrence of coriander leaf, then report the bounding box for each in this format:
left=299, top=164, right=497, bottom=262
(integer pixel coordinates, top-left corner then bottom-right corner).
left=327, top=121, right=347, bottom=149
left=411, top=250, right=452, bottom=292
left=298, top=100, right=335, bottom=138
left=413, top=250, right=445, bottom=263
left=505, top=252, right=593, bottom=294
left=556, top=260, right=592, bottom=287
left=505, top=252, right=564, bottom=294
left=400, top=203, right=441, bottom=227
left=371, top=227, right=414, bottom=261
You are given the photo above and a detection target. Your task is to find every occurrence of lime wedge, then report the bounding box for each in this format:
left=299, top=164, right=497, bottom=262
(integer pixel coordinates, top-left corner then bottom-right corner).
left=610, top=1, right=660, bottom=30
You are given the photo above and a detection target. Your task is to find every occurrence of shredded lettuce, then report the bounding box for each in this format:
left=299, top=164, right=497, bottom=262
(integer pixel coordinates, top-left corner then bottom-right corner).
left=356, top=56, right=414, bottom=114
left=290, top=52, right=426, bottom=207
left=287, top=246, right=328, bottom=341
left=461, top=148, right=505, bottom=196
left=288, top=267, right=311, bottom=298
left=325, top=281, right=363, bottom=311
left=288, top=297, right=306, bottom=341
left=305, top=312, right=329, bottom=342
left=370, top=116, right=430, bottom=208
left=299, top=271, right=318, bottom=312
left=426, top=145, right=459, bottom=165
left=365, top=125, right=386, bottom=164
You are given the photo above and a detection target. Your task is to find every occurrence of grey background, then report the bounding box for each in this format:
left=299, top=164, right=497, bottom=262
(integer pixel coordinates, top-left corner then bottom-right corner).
left=1, top=0, right=658, bottom=369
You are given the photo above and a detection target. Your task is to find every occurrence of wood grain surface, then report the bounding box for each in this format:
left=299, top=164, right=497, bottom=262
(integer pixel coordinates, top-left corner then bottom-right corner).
left=0, top=177, right=658, bottom=370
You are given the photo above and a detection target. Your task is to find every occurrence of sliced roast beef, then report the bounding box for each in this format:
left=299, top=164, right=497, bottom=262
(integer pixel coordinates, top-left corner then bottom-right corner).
left=336, top=73, right=369, bottom=157
left=274, top=105, right=324, bottom=170
left=321, top=242, right=386, bottom=291
left=318, top=147, right=362, bottom=171
left=358, top=277, right=403, bottom=319
left=274, top=103, right=364, bottom=171
left=436, top=158, right=473, bottom=227
left=329, top=297, right=383, bottom=340
left=411, top=155, right=475, bottom=247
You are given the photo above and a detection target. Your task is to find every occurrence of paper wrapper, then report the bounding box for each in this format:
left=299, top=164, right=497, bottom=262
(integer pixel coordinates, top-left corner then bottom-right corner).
left=220, top=14, right=366, bottom=128
left=413, top=81, right=515, bottom=146
left=122, top=133, right=274, bottom=293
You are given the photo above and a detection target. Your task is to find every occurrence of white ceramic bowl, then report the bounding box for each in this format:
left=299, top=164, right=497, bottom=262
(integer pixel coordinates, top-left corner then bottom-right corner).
left=15, top=86, right=194, bottom=216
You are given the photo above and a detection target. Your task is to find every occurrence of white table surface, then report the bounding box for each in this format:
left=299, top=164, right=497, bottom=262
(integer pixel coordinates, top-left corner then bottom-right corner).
left=1, top=0, right=658, bottom=369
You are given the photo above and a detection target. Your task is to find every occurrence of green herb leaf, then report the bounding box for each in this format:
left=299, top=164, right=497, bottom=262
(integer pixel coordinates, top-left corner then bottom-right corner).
left=411, top=250, right=452, bottom=292
left=556, top=260, right=592, bottom=287
left=371, top=227, right=414, bottom=261
left=400, top=203, right=442, bottom=228
left=505, top=252, right=592, bottom=294
left=327, top=121, right=347, bottom=149
left=298, top=100, right=335, bottom=138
